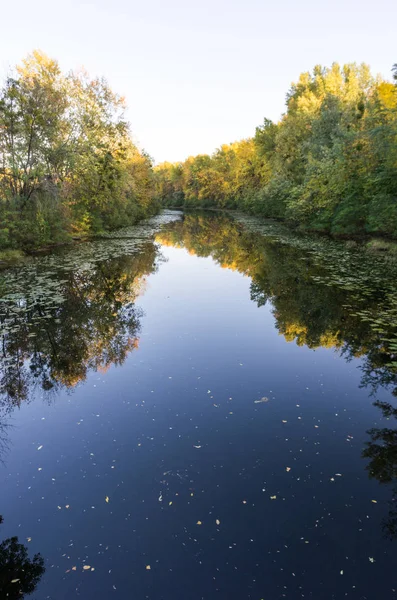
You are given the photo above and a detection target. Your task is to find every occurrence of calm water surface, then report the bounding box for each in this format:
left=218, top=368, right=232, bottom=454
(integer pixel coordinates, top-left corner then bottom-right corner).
left=1, top=211, right=397, bottom=599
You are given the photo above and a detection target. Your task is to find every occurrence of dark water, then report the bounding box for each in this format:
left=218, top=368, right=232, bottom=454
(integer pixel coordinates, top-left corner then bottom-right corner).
left=1, top=211, right=397, bottom=600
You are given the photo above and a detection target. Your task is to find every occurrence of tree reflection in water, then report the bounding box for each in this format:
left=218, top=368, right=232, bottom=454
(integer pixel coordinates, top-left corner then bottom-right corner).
left=0, top=241, right=159, bottom=408
left=0, top=515, right=45, bottom=599
left=1, top=211, right=397, bottom=539
left=157, top=212, right=397, bottom=539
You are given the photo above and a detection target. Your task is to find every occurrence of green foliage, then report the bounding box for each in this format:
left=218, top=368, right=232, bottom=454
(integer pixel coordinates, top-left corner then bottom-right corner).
left=0, top=51, right=158, bottom=251
left=155, top=61, right=397, bottom=239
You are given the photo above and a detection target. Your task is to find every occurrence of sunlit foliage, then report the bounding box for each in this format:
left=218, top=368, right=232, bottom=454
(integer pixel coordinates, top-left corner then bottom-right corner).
left=0, top=51, right=158, bottom=252
left=155, top=62, right=397, bottom=238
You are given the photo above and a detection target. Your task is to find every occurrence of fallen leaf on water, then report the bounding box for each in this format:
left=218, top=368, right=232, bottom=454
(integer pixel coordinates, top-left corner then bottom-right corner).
left=371, top=500, right=377, bottom=504
left=37, top=445, right=43, bottom=451
left=286, top=467, right=291, bottom=472
left=146, top=565, right=151, bottom=570
left=216, top=519, right=220, bottom=525
left=105, top=496, right=109, bottom=503
left=193, top=445, right=202, bottom=449
left=83, top=565, right=91, bottom=570
left=369, top=557, right=375, bottom=563
left=72, top=567, right=77, bottom=571
left=11, top=579, right=20, bottom=583
left=169, top=501, right=173, bottom=506
left=196, top=520, right=202, bottom=525
left=270, top=496, right=277, bottom=500
left=26, top=537, right=32, bottom=542
left=254, top=397, right=269, bottom=404
left=282, top=420, right=287, bottom=424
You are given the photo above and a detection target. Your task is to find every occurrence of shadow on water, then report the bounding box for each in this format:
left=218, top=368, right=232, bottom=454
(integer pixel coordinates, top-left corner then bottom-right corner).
left=1, top=209, right=397, bottom=544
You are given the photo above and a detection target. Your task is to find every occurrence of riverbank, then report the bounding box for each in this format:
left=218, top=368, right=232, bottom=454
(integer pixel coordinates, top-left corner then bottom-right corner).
left=165, top=206, right=397, bottom=257
left=0, top=207, right=162, bottom=270
left=0, top=51, right=159, bottom=267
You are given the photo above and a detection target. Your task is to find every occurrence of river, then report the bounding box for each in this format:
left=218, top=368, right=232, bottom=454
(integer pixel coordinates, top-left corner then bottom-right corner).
left=0, top=210, right=396, bottom=599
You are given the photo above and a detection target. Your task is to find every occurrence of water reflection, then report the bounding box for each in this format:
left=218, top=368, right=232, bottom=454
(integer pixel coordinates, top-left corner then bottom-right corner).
left=156, top=212, right=397, bottom=536
left=156, top=213, right=397, bottom=376
left=0, top=515, right=45, bottom=599
left=1, top=210, right=397, bottom=549
left=0, top=241, right=159, bottom=409
left=363, top=397, right=397, bottom=539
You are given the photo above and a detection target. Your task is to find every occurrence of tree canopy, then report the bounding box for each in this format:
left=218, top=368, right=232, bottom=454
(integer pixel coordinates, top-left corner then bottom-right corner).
left=155, top=62, right=397, bottom=238
left=0, top=51, right=158, bottom=252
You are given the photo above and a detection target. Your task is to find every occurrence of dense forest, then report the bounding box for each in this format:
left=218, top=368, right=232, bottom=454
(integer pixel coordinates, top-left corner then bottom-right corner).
left=2, top=54, right=397, bottom=255
left=0, top=51, right=158, bottom=256
left=155, top=63, right=397, bottom=238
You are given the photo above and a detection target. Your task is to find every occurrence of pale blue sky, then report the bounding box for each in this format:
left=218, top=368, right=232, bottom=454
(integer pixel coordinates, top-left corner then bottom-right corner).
left=1, top=0, right=396, bottom=163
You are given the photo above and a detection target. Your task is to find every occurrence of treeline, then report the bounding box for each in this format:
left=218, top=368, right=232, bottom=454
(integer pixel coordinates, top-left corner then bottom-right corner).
left=0, top=51, right=158, bottom=253
left=155, top=63, right=397, bottom=238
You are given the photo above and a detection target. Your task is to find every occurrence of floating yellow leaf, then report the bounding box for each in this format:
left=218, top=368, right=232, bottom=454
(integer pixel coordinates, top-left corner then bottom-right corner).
left=105, top=496, right=109, bottom=503
left=83, top=565, right=91, bottom=570
left=196, top=520, right=202, bottom=525
left=216, top=519, right=220, bottom=525
left=270, top=495, right=277, bottom=500
left=286, top=467, right=291, bottom=472
left=11, top=579, right=20, bottom=584
left=146, top=565, right=151, bottom=570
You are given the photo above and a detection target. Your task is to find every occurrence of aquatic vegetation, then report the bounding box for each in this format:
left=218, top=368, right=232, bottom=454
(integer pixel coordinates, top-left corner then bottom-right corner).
left=0, top=211, right=181, bottom=406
